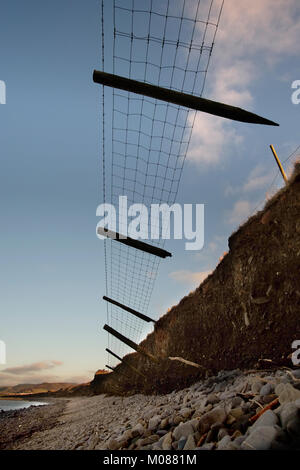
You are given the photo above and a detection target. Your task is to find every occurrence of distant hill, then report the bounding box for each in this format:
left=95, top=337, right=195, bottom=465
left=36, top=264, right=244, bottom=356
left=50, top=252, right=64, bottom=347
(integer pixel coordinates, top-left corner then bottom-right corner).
left=0, top=382, right=77, bottom=396
left=95, top=369, right=110, bottom=376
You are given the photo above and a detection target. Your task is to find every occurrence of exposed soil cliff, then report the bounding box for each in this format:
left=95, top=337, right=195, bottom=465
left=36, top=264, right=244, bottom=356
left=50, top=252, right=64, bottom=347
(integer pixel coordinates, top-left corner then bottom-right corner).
left=91, top=164, right=300, bottom=395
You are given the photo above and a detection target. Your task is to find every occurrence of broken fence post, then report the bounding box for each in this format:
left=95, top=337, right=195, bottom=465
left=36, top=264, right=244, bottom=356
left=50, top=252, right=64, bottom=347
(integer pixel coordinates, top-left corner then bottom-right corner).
left=106, top=348, right=146, bottom=379
left=103, top=324, right=158, bottom=363
left=103, top=296, right=156, bottom=323
left=93, top=70, right=279, bottom=127
left=97, top=227, right=171, bottom=259
left=270, top=144, right=288, bottom=184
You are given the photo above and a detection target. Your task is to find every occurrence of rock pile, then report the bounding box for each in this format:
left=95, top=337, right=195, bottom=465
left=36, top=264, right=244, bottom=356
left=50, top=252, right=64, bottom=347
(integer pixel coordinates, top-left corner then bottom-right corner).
left=103, top=368, right=300, bottom=451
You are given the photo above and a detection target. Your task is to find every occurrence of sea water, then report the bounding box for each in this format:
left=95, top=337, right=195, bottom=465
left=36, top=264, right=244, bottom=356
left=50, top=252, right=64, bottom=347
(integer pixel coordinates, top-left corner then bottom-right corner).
left=0, top=399, right=47, bottom=412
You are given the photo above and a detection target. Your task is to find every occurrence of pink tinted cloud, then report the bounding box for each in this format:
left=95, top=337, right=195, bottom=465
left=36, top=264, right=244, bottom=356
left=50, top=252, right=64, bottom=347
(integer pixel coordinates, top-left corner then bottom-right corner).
left=2, top=360, right=63, bottom=375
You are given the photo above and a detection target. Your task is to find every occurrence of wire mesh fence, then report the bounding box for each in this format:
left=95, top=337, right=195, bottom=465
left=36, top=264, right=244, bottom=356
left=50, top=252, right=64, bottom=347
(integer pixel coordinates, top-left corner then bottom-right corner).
left=99, top=0, right=224, bottom=367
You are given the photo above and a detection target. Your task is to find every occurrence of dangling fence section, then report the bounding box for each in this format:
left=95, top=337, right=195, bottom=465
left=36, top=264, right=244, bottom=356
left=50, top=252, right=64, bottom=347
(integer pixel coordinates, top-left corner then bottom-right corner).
left=97, top=0, right=278, bottom=372
left=99, top=0, right=226, bottom=368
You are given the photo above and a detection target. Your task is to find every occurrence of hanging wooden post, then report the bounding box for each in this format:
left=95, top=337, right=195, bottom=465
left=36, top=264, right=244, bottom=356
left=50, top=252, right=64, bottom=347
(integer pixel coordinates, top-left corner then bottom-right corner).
left=270, top=145, right=288, bottom=184
left=103, top=324, right=158, bottom=363
left=97, top=227, right=171, bottom=259
left=105, top=365, right=115, bottom=372
left=103, top=296, right=156, bottom=323
left=106, top=348, right=146, bottom=379
left=106, top=348, right=123, bottom=363
left=93, top=70, right=279, bottom=127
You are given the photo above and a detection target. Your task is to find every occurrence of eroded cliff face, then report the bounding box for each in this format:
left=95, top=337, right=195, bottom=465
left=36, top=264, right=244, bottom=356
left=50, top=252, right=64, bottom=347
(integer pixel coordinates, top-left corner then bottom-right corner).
left=91, top=165, right=300, bottom=395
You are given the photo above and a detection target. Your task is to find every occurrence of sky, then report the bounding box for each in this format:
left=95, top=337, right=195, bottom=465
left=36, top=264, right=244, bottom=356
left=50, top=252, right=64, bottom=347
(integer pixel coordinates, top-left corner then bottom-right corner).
left=0, top=0, right=299, bottom=387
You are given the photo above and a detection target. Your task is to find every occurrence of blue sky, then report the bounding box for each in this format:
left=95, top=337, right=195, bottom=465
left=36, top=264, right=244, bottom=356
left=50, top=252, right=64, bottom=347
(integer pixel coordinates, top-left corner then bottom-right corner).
left=0, top=0, right=299, bottom=386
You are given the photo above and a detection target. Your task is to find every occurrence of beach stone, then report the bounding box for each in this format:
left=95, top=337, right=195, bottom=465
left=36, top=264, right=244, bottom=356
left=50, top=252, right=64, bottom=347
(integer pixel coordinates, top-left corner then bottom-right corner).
left=226, top=414, right=236, bottom=425
left=250, top=410, right=279, bottom=432
left=291, top=370, right=300, bottom=379
left=139, top=445, right=152, bottom=450
left=178, top=437, right=187, bottom=450
left=173, top=421, right=194, bottom=441
left=159, top=417, right=169, bottom=430
left=278, top=402, right=299, bottom=428
left=219, top=391, right=235, bottom=400
left=295, top=398, right=300, bottom=407
left=207, top=393, right=220, bottom=405
left=189, top=418, right=201, bottom=431
left=173, top=414, right=184, bottom=426
left=286, top=417, right=300, bottom=438
left=198, top=406, right=227, bottom=434
left=231, top=430, right=242, bottom=439
left=234, top=436, right=246, bottom=446
left=235, top=381, right=248, bottom=393
left=260, top=383, right=273, bottom=396
left=217, top=435, right=231, bottom=450
left=183, top=395, right=190, bottom=405
left=180, top=407, right=193, bottom=419
left=120, top=429, right=133, bottom=441
left=152, top=443, right=162, bottom=451
left=241, top=426, right=281, bottom=450
left=148, top=415, right=161, bottom=431
left=230, top=407, right=244, bottom=419
left=183, top=434, right=196, bottom=450
left=143, top=408, right=157, bottom=421
left=203, top=404, right=213, bottom=413
left=214, top=381, right=226, bottom=393
left=262, top=394, right=277, bottom=404
left=131, top=423, right=145, bottom=436
left=241, top=401, right=252, bottom=412
left=198, top=442, right=214, bottom=450
left=275, top=383, right=300, bottom=404
left=231, top=396, right=243, bottom=408
left=156, top=430, right=168, bottom=437
left=218, top=428, right=229, bottom=440
left=206, top=422, right=222, bottom=442
left=107, top=438, right=121, bottom=450
left=162, top=432, right=173, bottom=450
left=251, top=381, right=264, bottom=394
left=140, top=434, right=159, bottom=446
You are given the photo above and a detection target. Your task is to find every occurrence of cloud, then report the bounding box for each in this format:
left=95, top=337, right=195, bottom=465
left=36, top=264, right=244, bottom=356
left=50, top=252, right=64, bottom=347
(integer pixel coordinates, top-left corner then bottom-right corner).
left=187, top=113, right=243, bottom=166
left=187, top=0, right=300, bottom=166
left=2, top=360, right=63, bottom=375
left=0, top=371, right=91, bottom=388
left=217, top=0, right=300, bottom=62
left=169, top=270, right=211, bottom=286
left=227, top=199, right=257, bottom=225
left=225, top=164, right=277, bottom=196
left=0, top=359, right=91, bottom=387
left=242, top=165, right=275, bottom=192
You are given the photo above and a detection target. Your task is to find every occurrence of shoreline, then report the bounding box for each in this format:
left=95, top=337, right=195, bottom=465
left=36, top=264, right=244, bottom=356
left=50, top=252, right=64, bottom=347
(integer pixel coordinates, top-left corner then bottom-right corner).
left=0, top=399, right=67, bottom=450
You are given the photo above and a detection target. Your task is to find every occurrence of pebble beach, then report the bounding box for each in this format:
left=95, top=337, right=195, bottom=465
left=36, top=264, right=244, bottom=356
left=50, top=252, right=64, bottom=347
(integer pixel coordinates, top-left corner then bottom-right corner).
left=1, top=368, right=300, bottom=450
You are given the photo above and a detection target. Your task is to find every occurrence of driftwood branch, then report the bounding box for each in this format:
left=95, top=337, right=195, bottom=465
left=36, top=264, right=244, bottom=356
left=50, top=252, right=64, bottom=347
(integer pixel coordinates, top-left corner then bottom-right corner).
left=249, top=398, right=279, bottom=424
left=168, top=356, right=205, bottom=370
